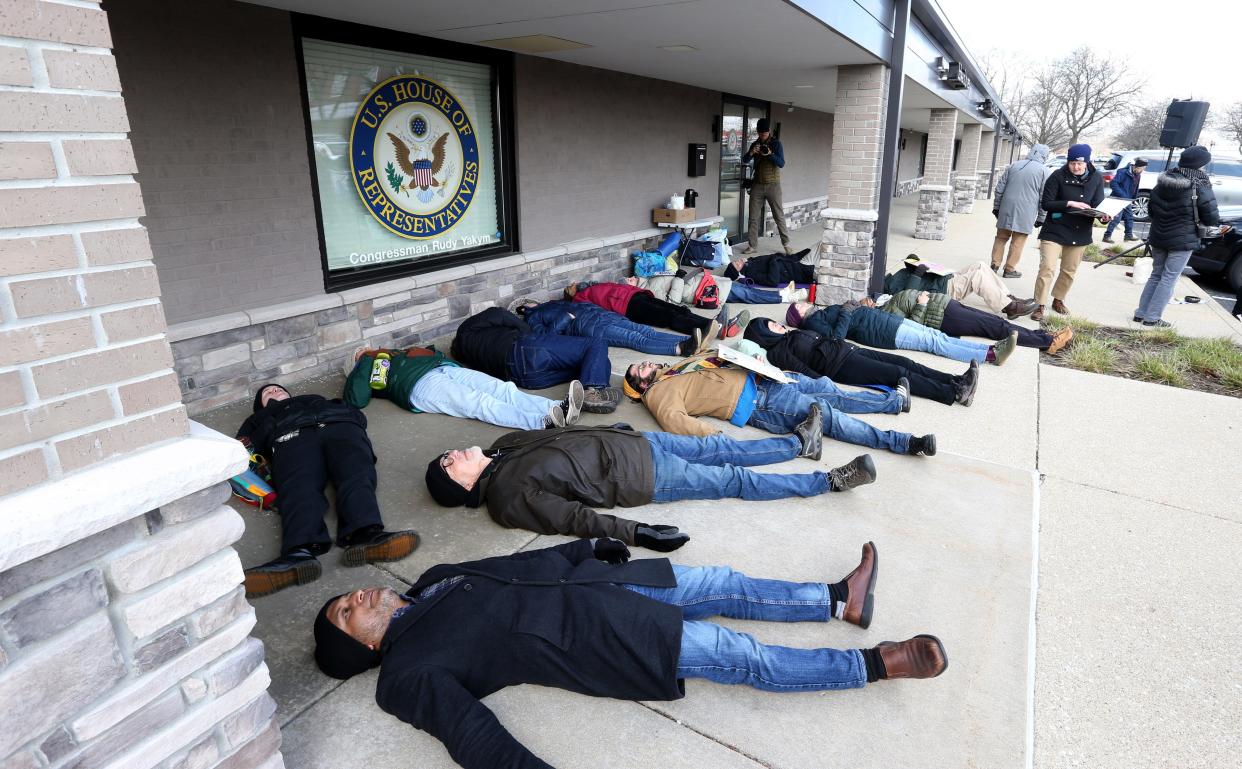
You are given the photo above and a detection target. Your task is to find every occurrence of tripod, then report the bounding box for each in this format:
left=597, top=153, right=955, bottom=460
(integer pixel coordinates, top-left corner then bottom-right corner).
left=1093, top=237, right=1151, bottom=269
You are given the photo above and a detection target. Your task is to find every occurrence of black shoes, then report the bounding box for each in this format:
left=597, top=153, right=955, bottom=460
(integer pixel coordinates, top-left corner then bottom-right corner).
left=342, top=528, right=420, bottom=567
left=795, top=402, right=823, bottom=460
left=1142, top=319, right=1173, bottom=328
left=829, top=454, right=876, bottom=492
left=243, top=547, right=322, bottom=598
left=634, top=524, right=690, bottom=552
left=955, top=360, right=979, bottom=407
left=908, top=434, right=937, bottom=456
left=896, top=377, right=911, bottom=413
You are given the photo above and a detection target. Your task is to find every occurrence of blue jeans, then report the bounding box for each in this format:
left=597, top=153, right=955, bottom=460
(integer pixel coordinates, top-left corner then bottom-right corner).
left=727, top=282, right=783, bottom=304
left=408, top=366, right=553, bottom=430
left=894, top=320, right=990, bottom=363
left=1135, top=246, right=1193, bottom=323
left=749, top=379, right=910, bottom=454
left=575, top=314, right=686, bottom=355
left=780, top=372, right=903, bottom=415
left=644, top=432, right=831, bottom=502
left=506, top=334, right=611, bottom=389
left=624, top=565, right=867, bottom=691
left=1104, top=206, right=1134, bottom=238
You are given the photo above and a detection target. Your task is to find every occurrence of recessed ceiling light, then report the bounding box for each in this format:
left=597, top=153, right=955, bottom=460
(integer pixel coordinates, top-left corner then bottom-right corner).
left=792, top=84, right=815, bottom=89
left=478, top=35, right=591, bottom=53
left=659, top=45, right=698, bottom=52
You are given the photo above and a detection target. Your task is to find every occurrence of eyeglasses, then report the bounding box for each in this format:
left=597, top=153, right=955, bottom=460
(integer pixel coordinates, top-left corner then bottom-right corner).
left=439, top=451, right=453, bottom=468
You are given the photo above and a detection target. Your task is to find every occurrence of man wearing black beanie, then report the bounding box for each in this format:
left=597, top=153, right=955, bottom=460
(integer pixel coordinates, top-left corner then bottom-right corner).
left=423, top=421, right=879, bottom=552
left=236, top=383, right=418, bottom=597
left=311, top=539, right=946, bottom=769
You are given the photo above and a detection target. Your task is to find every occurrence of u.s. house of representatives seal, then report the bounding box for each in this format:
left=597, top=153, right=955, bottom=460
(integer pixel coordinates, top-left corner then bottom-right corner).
left=349, top=75, right=480, bottom=239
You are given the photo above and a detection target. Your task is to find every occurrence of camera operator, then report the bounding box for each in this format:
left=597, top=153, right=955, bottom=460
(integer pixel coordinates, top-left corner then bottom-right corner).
left=1135, top=145, right=1221, bottom=328
left=741, top=118, right=793, bottom=256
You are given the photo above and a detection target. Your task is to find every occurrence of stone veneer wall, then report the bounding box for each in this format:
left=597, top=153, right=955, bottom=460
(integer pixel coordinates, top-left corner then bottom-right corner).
left=170, top=230, right=687, bottom=413
left=755, top=196, right=828, bottom=241
left=0, top=3, right=280, bottom=767
left=975, top=170, right=993, bottom=199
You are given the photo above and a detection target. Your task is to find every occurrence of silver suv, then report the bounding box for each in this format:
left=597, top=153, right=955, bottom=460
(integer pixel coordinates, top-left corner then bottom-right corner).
left=1102, top=149, right=1242, bottom=221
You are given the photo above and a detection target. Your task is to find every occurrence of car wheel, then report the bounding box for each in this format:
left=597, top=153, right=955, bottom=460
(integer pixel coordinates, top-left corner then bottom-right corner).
left=1130, top=192, right=1151, bottom=222
left=1227, top=251, right=1242, bottom=292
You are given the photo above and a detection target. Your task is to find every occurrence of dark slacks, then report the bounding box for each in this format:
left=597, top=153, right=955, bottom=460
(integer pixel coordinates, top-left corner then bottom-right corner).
left=939, top=301, right=1053, bottom=349
left=506, top=334, right=611, bottom=389
left=625, top=293, right=713, bottom=335
left=269, top=422, right=382, bottom=554
left=833, top=348, right=959, bottom=405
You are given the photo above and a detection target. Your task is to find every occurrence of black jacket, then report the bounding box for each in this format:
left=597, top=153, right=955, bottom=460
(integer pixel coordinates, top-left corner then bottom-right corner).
left=450, top=307, right=528, bottom=380
left=235, top=394, right=367, bottom=456
left=743, top=319, right=854, bottom=379
left=477, top=426, right=655, bottom=543
left=1038, top=165, right=1106, bottom=246
left=727, top=250, right=815, bottom=285
left=376, top=540, right=682, bottom=769
left=1148, top=169, right=1220, bottom=252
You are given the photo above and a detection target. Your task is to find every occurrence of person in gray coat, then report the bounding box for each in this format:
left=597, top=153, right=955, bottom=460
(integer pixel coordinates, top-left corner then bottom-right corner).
left=991, top=144, right=1051, bottom=278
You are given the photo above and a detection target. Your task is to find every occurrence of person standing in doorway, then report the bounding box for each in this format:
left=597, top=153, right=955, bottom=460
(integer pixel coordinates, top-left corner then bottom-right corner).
left=1030, top=143, right=1110, bottom=321
left=991, top=143, right=1051, bottom=277
left=740, top=118, right=792, bottom=255
left=1102, top=157, right=1147, bottom=243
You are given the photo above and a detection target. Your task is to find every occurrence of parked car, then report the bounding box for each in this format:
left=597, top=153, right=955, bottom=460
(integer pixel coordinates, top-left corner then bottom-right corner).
left=1045, top=155, right=1067, bottom=169
left=1102, top=150, right=1242, bottom=221
left=1188, top=205, right=1242, bottom=291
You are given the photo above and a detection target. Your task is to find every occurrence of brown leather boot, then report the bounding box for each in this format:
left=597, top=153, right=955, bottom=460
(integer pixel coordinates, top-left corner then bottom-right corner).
left=1030, top=305, right=1045, bottom=322
left=876, top=635, right=948, bottom=679
left=1051, top=298, right=1070, bottom=315
left=839, top=542, right=877, bottom=628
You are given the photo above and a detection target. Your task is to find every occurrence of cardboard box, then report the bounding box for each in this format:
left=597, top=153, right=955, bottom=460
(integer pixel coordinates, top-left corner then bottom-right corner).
left=652, top=207, right=697, bottom=224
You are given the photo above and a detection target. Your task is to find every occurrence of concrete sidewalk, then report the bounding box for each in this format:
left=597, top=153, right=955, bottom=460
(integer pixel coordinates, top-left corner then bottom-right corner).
left=196, top=194, right=1239, bottom=769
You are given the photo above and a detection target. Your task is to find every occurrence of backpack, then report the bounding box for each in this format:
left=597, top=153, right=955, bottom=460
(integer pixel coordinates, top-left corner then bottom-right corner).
left=229, top=451, right=278, bottom=511
left=692, top=271, right=720, bottom=309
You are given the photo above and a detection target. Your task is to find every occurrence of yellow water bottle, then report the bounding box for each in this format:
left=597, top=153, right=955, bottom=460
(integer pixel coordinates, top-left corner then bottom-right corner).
left=369, top=352, right=391, bottom=390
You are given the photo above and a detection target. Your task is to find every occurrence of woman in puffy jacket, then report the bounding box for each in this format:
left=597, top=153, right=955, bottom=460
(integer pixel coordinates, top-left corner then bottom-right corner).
left=1136, top=145, right=1221, bottom=327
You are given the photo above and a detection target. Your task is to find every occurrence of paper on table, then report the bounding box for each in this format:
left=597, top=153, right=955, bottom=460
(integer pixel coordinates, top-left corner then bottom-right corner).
left=716, top=344, right=794, bottom=383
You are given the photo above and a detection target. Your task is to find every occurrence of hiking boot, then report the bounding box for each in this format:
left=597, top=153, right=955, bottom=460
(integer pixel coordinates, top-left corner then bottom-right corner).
left=583, top=386, right=621, bottom=414
left=1102, top=236, right=1115, bottom=243
left=1051, top=298, right=1070, bottom=315
left=896, top=376, right=911, bottom=413
left=1002, top=268, right=1022, bottom=278
left=342, top=529, right=420, bottom=567
left=955, top=361, right=978, bottom=407
left=1004, top=299, right=1038, bottom=319
left=244, top=548, right=322, bottom=598
left=829, top=454, right=876, bottom=492
left=875, top=635, right=948, bottom=679
left=1030, top=304, right=1045, bottom=322
left=794, top=402, right=823, bottom=460
left=1142, top=319, right=1174, bottom=328
left=992, top=331, right=1018, bottom=366
left=839, top=541, right=878, bottom=628
left=1046, top=327, right=1074, bottom=355
left=908, top=434, right=937, bottom=457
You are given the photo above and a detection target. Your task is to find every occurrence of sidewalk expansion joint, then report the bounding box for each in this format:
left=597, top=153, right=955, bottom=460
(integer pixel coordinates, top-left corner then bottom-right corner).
left=1043, top=474, right=1241, bottom=524
left=636, top=703, right=774, bottom=768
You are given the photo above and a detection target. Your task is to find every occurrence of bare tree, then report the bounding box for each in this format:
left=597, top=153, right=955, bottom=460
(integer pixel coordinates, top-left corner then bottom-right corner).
left=1112, top=101, right=1171, bottom=149
left=1020, top=68, right=1072, bottom=148
left=1052, top=48, right=1143, bottom=144
left=1221, top=102, right=1242, bottom=155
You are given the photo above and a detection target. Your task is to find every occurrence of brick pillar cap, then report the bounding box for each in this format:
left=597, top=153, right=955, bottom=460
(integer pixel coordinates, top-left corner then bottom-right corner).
left=919, top=184, right=954, bottom=192
left=820, top=208, right=879, bottom=222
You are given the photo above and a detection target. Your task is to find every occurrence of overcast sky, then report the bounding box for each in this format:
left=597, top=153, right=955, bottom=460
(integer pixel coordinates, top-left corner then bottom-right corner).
left=937, top=0, right=1238, bottom=149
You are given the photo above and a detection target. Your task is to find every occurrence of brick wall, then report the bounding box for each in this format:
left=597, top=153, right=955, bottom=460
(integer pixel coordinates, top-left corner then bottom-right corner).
left=0, top=0, right=188, bottom=495
left=825, top=64, right=888, bottom=211
left=951, top=123, right=983, bottom=214
left=108, top=0, right=323, bottom=324
left=921, top=108, right=957, bottom=186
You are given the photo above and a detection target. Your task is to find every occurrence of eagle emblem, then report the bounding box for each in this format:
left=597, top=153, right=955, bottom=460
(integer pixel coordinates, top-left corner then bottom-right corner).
left=386, top=132, right=450, bottom=204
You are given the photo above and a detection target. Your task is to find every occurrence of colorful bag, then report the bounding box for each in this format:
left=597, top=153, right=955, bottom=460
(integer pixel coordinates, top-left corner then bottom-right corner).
left=229, top=451, right=278, bottom=510
left=692, top=271, right=720, bottom=309
left=633, top=250, right=673, bottom=278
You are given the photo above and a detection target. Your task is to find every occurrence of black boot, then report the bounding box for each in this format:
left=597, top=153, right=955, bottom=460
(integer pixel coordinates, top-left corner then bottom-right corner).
left=794, top=403, right=823, bottom=460
left=243, top=547, right=321, bottom=598
left=907, top=434, right=937, bottom=456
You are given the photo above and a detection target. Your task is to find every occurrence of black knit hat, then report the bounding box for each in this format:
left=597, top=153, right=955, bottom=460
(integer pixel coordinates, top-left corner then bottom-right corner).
left=425, top=455, right=469, bottom=507
left=313, top=595, right=381, bottom=680
left=252, top=383, right=287, bottom=413
left=1178, top=145, right=1211, bottom=170
left=756, top=118, right=771, bottom=133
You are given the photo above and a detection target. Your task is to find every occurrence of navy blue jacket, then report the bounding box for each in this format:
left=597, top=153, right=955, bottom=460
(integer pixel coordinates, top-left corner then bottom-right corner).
left=1109, top=165, right=1143, bottom=199
left=804, top=303, right=902, bottom=349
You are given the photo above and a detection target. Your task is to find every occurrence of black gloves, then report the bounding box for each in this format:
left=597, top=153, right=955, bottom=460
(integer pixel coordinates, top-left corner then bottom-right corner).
left=634, top=524, right=690, bottom=552
left=594, top=538, right=631, bottom=564
left=992, top=209, right=999, bottom=219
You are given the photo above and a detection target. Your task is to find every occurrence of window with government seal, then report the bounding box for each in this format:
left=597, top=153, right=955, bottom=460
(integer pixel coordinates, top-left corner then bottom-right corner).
left=296, top=20, right=517, bottom=289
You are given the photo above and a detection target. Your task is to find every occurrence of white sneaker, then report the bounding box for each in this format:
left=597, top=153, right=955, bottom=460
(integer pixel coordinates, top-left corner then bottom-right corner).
left=778, top=281, right=808, bottom=303
left=563, top=380, right=584, bottom=425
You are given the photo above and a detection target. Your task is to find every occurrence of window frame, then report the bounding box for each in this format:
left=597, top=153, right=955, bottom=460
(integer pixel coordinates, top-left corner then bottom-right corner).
left=291, top=13, right=520, bottom=292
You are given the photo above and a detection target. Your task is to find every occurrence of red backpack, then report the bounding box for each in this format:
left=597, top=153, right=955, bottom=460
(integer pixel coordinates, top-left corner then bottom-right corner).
left=692, top=271, right=720, bottom=309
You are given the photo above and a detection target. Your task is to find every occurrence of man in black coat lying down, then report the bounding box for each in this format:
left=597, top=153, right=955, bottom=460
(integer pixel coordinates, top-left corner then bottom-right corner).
left=313, top=539, right=947, bottom=769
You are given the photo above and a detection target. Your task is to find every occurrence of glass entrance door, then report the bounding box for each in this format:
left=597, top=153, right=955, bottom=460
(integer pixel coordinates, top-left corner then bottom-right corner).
left=719, top=98, right=769, bottom=244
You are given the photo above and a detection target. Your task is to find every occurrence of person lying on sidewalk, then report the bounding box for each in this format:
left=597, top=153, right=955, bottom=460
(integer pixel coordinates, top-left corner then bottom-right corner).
left=724, top=248, right=817, bottom=286
left=423, top=422, right=877, bottom=552
left=565, top=279, right=749, bottom=339
left=451, top=307, right=621, bottom=414
left=628, top=271, right=807, bottom=306
left=236, top=383, right=419, bottom=598
left=624, top=353, right=935, bottom=457
left=869, top=292, right=1074, bottom=354
left=313, top=539, right=947, bottom=769
left=882, top=255, right=1037, bottom=318
left=743, top=318, right=979, bottom=407
left=343, top=345, right=586, bottom=430
left=511, top=298, right=703, bottom=357
left=789, top=298, right=1018, bottom=366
